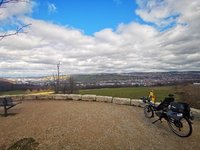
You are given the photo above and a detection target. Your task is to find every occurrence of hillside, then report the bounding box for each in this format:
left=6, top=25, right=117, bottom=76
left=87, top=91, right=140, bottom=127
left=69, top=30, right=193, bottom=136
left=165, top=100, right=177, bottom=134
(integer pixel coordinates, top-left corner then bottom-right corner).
left=0, top=78, right=14, bottom=91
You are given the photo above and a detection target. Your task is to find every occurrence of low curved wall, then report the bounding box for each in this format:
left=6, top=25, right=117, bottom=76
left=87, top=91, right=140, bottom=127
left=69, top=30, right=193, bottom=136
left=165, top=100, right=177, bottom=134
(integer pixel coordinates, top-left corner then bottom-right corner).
left=0, top=94, right=145, bottom=107
left=1, top=94, right=200, bottom=116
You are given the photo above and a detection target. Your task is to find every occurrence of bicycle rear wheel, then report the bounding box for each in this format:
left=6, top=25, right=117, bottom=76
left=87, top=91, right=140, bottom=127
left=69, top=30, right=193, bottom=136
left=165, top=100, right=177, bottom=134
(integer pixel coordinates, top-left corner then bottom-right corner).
left=167, top=117, right=192, bottom=137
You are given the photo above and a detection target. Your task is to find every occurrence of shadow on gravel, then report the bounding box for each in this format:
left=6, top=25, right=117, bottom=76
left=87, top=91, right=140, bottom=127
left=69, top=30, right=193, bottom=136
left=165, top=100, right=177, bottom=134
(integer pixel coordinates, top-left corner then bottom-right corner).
left=0, top=113, right=18, bottom=117
left=7, top=138, right=39, bottom=150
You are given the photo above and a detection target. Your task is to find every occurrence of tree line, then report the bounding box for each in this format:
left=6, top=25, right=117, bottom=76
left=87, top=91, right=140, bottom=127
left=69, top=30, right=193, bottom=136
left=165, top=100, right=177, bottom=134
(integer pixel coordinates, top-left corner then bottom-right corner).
left=0, top=75, right=78, bottom=94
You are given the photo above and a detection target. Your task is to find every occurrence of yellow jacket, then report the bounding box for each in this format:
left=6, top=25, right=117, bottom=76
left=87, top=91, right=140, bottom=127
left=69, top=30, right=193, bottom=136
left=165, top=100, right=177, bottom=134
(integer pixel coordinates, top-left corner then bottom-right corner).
left=149, top=91, right=156, bottom=103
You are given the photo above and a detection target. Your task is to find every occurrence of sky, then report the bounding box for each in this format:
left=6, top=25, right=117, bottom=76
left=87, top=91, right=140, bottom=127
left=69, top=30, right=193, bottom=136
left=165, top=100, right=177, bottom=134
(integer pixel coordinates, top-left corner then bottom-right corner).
left=0, top=0, right=200, bottom=77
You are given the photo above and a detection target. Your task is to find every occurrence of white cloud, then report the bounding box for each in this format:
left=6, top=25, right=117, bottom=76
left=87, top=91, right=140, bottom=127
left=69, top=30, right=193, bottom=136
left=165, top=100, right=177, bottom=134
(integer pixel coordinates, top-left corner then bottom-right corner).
left=136, top=0, right=200, bottom=29
left=0, top=0, right=33, bottom=20
left=48, top=3, right=57, bottom=14
left=0, top=0, right=200, bottom=77
left=135, top=0, right=176, bottom=26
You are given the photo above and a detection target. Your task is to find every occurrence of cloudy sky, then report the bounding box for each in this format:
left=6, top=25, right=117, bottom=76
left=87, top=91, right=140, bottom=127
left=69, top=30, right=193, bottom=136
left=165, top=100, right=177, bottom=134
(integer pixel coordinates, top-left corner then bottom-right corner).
left=0, top=0, right=200, bottom=77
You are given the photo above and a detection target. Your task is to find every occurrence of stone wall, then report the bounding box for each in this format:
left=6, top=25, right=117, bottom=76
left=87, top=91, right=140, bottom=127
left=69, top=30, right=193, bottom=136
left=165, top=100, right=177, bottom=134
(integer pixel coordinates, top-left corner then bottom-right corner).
left=0, top=94, right=199, bottom=114
left=0, top=94, right=145, bottom=107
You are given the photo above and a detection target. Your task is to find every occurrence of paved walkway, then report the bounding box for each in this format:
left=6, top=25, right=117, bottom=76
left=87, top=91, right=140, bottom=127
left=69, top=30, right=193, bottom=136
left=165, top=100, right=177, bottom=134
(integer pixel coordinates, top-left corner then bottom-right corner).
left=0, top=100, right=200, bottom=150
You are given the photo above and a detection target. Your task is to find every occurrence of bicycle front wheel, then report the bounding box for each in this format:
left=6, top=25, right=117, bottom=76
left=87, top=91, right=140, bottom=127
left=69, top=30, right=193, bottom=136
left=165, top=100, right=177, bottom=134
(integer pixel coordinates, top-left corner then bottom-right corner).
left=144, top=105, right=154, bottom=118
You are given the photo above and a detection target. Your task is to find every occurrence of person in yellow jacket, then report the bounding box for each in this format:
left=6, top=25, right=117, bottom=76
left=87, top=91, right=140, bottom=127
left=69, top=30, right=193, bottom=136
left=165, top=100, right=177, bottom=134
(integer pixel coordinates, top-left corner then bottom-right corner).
left=149, top=90, right=156, bottom=103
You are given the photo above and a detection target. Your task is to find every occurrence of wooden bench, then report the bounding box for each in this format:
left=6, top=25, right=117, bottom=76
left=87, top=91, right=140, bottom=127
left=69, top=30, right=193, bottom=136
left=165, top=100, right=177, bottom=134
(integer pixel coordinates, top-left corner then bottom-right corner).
left=0, top=97, right=21, bottom=116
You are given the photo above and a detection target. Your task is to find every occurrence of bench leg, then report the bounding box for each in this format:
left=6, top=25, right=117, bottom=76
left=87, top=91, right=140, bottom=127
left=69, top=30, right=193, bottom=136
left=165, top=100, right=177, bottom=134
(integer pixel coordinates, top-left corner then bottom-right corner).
left=3, top=105, right=7, bottom=117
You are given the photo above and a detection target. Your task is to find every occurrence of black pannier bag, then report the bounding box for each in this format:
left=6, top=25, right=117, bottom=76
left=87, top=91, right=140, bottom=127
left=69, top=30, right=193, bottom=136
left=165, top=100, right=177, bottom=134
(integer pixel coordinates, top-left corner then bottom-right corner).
left=169, top=102, right=191, bottom=118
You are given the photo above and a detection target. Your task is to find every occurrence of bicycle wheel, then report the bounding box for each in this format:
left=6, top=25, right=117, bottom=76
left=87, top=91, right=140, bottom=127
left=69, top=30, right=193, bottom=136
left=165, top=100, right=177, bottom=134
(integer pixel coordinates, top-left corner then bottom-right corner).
left=167, top=117, right=192, bottom=137
left=144, top=105, right=153, bottom=118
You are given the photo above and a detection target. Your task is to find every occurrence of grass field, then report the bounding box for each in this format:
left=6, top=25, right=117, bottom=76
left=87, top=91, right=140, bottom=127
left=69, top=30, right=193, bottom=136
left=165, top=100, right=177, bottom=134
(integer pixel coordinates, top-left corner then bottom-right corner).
left=79, top=86, right=178, bottom=102
left=0, top=90, right=27, bottom=96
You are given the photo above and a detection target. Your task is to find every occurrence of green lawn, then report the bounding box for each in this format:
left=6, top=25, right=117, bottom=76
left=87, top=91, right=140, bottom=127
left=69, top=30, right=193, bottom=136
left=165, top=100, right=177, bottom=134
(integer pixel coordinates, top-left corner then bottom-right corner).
left=79, top=86, right=178, bottom=102
left=0, top=90, right=27, bottom=96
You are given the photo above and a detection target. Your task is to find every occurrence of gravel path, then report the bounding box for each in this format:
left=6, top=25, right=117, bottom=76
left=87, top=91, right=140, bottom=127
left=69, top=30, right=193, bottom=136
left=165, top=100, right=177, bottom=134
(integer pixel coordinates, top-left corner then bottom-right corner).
left=0, top=100, right=200, bottom=150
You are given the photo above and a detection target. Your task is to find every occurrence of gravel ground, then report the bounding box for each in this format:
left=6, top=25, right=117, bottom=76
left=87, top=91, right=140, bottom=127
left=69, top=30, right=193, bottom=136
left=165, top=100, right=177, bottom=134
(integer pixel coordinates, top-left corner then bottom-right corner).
left=0, top=100, right=200, bottom=150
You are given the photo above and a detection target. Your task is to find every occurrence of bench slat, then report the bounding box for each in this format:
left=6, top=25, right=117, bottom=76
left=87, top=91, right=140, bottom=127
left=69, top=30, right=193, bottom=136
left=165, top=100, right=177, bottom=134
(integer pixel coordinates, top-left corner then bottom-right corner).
left=0, top=98, right=14, bottom=106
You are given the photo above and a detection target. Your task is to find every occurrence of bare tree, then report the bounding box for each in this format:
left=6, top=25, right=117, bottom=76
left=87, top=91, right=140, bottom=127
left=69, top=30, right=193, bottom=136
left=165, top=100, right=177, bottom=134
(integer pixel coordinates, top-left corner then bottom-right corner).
left=52, top=73, right=57, bottom=93
left=69, top=76, right=75, bottom=94
left=62, top=76, right=67, bottom=94
left=48, top=73, right=78, bottom=94
left=0, top=0, right=31, bottom=40
left=65, top=75, right=77, bottom=94
left=45, top=73, right=60, bottom=93
left=0, top=24, right=31, bottom=40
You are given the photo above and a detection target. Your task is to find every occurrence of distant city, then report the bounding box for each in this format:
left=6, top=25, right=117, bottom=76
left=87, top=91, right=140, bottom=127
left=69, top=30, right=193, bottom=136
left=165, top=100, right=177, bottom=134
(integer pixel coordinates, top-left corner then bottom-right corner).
left=5, top=71, right=200, bottom=89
